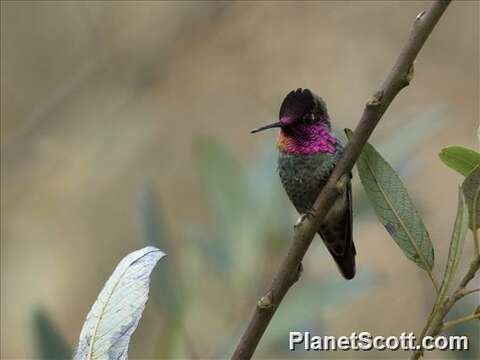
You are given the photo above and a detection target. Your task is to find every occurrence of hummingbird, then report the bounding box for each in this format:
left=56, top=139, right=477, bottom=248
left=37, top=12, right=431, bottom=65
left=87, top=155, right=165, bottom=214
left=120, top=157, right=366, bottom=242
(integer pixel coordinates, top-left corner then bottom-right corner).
left=251, top=88, right=356, bottom=279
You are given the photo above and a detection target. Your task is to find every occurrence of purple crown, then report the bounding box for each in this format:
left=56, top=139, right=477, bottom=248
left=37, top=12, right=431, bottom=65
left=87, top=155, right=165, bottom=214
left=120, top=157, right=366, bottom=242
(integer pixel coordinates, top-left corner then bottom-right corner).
left=279, top=88, right=314, bottom=122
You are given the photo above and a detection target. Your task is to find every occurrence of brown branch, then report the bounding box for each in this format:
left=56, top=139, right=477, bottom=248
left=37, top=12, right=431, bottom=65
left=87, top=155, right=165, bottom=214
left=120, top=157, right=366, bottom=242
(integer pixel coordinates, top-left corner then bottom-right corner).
left=232, top=1, right=451, bottom=359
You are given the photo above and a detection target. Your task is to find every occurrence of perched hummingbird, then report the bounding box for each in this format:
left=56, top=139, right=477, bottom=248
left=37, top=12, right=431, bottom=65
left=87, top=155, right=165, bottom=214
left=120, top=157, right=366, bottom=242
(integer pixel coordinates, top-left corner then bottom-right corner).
left=251, top=88, right=356, bottom=279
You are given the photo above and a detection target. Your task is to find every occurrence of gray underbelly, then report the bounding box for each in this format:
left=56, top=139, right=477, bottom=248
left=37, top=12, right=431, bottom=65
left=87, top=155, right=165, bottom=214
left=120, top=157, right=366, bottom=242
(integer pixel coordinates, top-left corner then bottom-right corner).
left=277, top=151, right=340, bottom=213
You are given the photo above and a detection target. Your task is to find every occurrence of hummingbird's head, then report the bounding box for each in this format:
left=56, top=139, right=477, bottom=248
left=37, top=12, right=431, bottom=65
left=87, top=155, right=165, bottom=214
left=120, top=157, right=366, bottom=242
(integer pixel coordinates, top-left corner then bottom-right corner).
left=251, top=88, right=337, bottom=154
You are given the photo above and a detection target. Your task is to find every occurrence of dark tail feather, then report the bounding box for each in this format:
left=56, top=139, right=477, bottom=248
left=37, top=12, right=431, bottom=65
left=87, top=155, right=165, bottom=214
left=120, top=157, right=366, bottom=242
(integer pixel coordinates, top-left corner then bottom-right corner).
left=320, top=175, right=356, bottom=280
left=326, top=244, right=356, bottom=280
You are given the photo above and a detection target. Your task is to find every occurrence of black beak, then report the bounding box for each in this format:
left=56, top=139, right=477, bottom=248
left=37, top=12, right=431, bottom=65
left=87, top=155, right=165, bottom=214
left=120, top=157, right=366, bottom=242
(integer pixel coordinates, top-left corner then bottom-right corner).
left=250, top=121, right=282, bottom=134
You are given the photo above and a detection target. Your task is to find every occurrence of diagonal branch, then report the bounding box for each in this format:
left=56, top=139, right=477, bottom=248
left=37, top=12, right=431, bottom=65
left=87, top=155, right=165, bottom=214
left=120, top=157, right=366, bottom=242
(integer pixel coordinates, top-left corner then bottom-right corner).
left=232, top=1, right=451, bottom=359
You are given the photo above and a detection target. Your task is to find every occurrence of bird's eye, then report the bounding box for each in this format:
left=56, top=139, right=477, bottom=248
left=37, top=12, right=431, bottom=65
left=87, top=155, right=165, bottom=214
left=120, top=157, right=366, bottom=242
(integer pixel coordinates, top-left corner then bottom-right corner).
left=303, top=113, right=316, bottom=124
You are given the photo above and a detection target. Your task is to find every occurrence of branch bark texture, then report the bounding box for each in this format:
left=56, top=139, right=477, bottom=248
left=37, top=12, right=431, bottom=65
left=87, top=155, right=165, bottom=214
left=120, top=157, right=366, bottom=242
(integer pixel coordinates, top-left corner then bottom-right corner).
left=232, top=1, right=451, bottom=359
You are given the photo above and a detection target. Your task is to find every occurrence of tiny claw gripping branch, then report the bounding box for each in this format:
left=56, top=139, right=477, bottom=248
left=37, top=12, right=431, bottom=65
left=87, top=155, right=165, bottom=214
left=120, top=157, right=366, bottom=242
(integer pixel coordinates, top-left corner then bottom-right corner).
left=232, top=2, right=451, bottom=359
left=294, top=210, right=316, bottom=228
left=416, top=10, right=426, bottom=21
left=335, top=174, right=349, bottom=195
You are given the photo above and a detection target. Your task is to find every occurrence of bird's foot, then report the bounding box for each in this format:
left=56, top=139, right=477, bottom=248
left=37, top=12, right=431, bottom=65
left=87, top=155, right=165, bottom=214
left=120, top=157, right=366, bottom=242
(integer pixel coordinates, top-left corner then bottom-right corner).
left=335, top=174, right=349, bottom=194
left=294, top=209, right=315, bottom=228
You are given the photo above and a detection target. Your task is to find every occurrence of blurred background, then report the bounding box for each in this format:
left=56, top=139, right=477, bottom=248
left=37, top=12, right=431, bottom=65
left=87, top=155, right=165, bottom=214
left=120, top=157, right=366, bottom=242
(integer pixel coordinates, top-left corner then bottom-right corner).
left=1, top=1, right=479, bottom=359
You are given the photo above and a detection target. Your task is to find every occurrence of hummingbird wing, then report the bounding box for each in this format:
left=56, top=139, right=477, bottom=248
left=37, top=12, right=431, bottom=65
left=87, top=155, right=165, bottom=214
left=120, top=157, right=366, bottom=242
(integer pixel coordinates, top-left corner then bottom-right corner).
left=319, top=174, right=356, bottom=279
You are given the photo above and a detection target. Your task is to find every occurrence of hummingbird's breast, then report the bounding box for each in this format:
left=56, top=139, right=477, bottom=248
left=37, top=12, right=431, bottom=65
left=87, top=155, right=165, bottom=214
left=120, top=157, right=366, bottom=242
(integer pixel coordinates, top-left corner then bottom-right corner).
left=277, top=147, right=342, bottom=214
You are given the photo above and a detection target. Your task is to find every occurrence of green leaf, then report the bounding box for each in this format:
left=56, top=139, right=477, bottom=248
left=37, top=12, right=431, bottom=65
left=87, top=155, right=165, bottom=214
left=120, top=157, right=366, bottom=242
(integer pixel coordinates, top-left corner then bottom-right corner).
left=435, top=189, right=468, bottom=309
left=439, top=146, right=480, bottom=176
left=136, top=185, right=187, bottom=358
left=345, top=129, right=435, bottom=275
left=195, top=137, right=247, bottom=232
left=194, top=137, right=248, bottom=279
left=137, top=184, right=183, bottom=316
left=74, top=247, right=165, bottom=360
left=33, top=307, right=71, bottom=360
left=462, top=165, right=480, bottom=229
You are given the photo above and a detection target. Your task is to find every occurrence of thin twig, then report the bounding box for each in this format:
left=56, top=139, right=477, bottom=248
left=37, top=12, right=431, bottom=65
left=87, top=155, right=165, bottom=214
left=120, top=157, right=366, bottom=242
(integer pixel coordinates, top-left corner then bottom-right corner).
left=459, top=256, right=480, bottom=288
left=232, top=1, right=451, bottom=359
left=472, top=186, right=480, bottom=256
left=411, top=242, right=480, bottom=359
left=439, top=313, right=480, bottom=333
left=460, top=287, right=480, bottom=297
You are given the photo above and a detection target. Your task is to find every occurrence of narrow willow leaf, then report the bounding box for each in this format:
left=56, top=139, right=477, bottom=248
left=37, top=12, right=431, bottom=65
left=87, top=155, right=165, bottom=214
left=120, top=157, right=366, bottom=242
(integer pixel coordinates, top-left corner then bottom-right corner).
left=345, top=129, right=434, bottom=272
left=462, top=165, right=480, bottom=229
left=33, top=307, right=72, bottom=360
left=137, top=184, right=165, bottom=249
left=439, top=146, right=480, bottom=176
left=74, top=247, right=165, bottom=360
left=194, top=137, right=248, bottom=276
left=136, top=185, right=186, bottom=359
left=195, top=137, right=247, bottom=231
left=137, top=185, right=183, bottom=316
left=435, top=189, right=468, bottom=309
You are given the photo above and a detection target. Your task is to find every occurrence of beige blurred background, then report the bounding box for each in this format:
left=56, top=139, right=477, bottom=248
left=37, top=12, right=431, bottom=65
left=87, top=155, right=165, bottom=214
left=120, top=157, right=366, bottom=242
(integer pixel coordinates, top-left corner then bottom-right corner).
left=1, top=1, right=479, bottom=359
